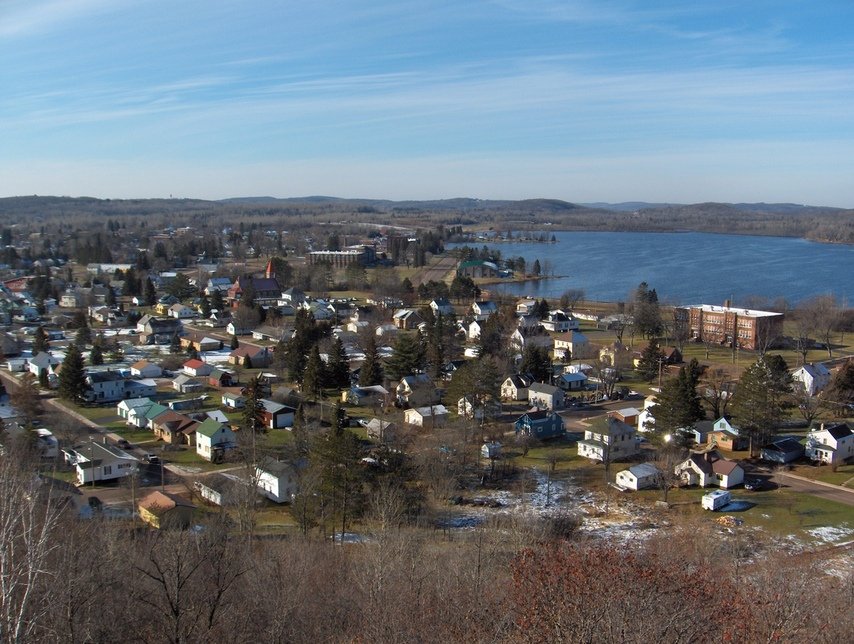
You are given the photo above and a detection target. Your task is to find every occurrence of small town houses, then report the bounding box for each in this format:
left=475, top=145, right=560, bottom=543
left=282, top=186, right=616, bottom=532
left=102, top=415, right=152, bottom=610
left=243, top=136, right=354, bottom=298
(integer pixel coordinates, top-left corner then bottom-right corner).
left=675, top=449, right=745, bottom=489
left=64, top=440, right=138, bottom=485
left=514, top=409, right=565, bottom=440
left=577, top=417, right=639, bottom=463
left=805, top=422, right=854, bottom=465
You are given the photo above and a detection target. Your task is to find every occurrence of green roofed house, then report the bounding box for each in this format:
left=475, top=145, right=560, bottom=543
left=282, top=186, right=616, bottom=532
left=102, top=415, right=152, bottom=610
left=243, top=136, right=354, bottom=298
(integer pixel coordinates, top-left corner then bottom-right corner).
left=196, top=418, right=236, bottom=462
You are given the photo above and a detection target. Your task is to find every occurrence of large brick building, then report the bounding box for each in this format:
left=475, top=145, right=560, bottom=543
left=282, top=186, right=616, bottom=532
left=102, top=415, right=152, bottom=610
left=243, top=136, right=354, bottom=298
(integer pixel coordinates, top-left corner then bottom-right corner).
left=677, top=302, right=784, bottom=351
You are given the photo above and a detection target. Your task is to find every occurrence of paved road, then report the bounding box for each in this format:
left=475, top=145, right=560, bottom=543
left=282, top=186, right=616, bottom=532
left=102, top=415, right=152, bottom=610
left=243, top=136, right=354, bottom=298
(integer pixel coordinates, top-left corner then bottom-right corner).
left=772, top=472, right=854, bottom=508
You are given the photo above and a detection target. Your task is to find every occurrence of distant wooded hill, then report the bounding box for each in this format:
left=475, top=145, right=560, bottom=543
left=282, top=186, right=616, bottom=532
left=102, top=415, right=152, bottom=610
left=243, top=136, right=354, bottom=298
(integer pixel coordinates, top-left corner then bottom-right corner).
left=1, top=195, right=851, bottom=243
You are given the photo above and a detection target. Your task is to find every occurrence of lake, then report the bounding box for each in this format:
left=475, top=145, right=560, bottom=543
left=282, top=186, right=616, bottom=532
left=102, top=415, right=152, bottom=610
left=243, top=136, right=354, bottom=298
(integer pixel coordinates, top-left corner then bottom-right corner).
left=448, top=231, right=854, bottom=305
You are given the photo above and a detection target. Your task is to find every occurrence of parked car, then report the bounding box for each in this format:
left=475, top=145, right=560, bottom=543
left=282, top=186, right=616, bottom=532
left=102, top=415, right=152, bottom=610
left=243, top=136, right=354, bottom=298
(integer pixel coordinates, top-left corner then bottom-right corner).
left=744, top=478, right=765, bottom=491
left=115, top=438, right=132, bottom=450
left=143, top=453, right=160, bottom=464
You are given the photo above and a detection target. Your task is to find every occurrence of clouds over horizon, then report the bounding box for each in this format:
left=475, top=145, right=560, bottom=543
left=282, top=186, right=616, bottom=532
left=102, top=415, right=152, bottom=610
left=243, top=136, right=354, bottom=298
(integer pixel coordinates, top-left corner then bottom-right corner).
left=2, top=1, right=853, bottom=206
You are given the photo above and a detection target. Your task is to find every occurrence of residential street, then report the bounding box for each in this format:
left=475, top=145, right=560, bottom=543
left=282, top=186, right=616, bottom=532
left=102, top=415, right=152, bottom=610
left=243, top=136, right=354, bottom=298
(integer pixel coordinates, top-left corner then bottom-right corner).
left=772, top=472, right=854, bottom=508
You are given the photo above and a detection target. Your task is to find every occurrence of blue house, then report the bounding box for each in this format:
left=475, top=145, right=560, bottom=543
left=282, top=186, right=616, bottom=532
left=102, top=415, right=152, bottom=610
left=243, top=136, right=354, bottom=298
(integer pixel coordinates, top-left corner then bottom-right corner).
left=761, top=437, right=805, bottom=464
left=515, top=410, right=565, bottom=440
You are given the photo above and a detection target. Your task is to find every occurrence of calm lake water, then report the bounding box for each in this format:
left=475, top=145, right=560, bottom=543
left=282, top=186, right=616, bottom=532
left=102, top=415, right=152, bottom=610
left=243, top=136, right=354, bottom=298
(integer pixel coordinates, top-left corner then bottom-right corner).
left=448, top=231, right=854, bottom=305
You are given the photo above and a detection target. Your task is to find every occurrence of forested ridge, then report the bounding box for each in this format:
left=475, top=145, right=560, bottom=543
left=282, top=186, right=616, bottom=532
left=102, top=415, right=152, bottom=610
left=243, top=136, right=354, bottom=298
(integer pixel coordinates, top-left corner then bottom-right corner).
left=1, top=196, right=851, bottom=243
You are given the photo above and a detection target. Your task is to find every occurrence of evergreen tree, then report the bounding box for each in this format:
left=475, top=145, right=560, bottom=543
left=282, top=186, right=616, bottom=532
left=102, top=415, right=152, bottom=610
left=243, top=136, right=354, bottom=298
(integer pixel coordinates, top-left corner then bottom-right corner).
left=532, top=259, right=541, bottom=276
left=476, top=313, right=504, bottom=358
left=636, top=338, right=665, bottom=382
left=58, top=342, right=88, bottom=404
left=242, top=376, right=266, bottom=433
left=170, top=331, right=182, bottom=354
left=326, top=337, right=351, bottom=389
left=302, top=345, right=325, bottom=401
left=731, top=357, right=792, bottom=456
left=519, top=344, right=552, bottom=383
left=123, top=266, right=140, bottom=296
left=199, top=293, right=211, bottom=318
left=144, top=277, right=157, bottom=306
left=423, top=312, right=447, bottom=378
left=359, top=334, right=384, bottom=386
left=38, top=369, right=49, bottom=390
left=634, top=282, right=663, bottom=338
left=89, top=337, right=104, bottom=366
left=445, top=358, right=501, bottom=421
left=167, top=272, right=195, bottom=300
left=32, top=326, right=49, bottom=355
left=210, top=289, right=224, bottom=312
left=646, top=364, right=704, bottom=443
left=108, top=343, right=124, bottom=363
left=105, top=286, right=117, bottom=307
left=75, top=324, right=92, bottom=347
left=385, top=332, right=426, bottom=380
left=312, top=427, right=365, bottom=539
left=230, top=334, right=239, bottom=350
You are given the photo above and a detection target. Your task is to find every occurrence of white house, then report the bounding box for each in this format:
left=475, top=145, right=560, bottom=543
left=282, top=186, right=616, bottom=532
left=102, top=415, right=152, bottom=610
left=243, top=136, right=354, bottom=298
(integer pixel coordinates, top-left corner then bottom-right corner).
left=516, top=299, right=537, bottom=316
left=256, top=458, right=298, bottom=503
left=28, top=352, right=60, bottom=379
left=430, top=298, right=454, bottom=317
left=674, top=449, right=745, bottom=489
left=553, top=330, right=589, bottom=361
left=125, top=379, right=157, bottom=400
left=467, top=320, right=484, bottom=340
left=64, top=441, right=138, bottom=485
left=501, top=374, right=532, bottom=401
left=556, top=372, right=587, bottom=391
left=541, top=310, right=579, bottom=333
left=130, top=359, right=162, bottom=379
left=183, top=359, right=213, bottom=378
left=117, top=397, right=154, bottom=420
left=528, top=382, right=564, bottom=410
left=615, top=463, right=660, bottom=491
left=471, top=300, right=498, bottom=321
left=805, top=422, right=854, bottom=465
left=221, top=392, right=246, bottom=409
left=195, top=473, right=244, bottom=507
left=195, top=418, right=236, bottom=461
left=578, top=417, right=639, bottom=462
left=404, top=405, right=448, bottom=428
left=792, top=363, right=832, bottom=396
left=84, top=371, right=127, bottom=403
left=638, top=395, right=658, bottom=433
left=168, top=303, right=197, bottom=319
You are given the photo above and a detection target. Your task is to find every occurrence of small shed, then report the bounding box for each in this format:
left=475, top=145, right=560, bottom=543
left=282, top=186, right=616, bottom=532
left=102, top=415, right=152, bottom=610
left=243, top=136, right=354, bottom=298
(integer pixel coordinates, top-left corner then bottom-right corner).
left=615, top=463, right=660, bottom=491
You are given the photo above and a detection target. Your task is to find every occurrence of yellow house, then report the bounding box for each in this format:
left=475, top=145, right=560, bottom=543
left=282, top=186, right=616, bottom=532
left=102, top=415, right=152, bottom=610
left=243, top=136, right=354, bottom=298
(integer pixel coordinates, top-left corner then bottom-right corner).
left=138, top=490, right=195, bottom=529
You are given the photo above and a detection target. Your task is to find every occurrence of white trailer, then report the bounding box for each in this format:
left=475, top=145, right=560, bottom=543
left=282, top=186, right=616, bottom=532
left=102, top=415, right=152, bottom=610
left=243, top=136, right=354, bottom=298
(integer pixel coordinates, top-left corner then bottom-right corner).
left=702, top=490, right=732, bottom=511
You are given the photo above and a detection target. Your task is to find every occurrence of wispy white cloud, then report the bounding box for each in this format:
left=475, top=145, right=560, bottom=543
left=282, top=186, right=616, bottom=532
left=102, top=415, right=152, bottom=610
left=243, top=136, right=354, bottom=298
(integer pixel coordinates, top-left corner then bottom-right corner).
left=0, top=0, right=130, bottom=38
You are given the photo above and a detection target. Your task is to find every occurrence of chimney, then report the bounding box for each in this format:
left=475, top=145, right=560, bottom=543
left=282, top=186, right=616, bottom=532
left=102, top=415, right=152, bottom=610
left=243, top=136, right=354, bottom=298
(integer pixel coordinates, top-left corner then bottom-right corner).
left=724, top=299, right=732, bottom=309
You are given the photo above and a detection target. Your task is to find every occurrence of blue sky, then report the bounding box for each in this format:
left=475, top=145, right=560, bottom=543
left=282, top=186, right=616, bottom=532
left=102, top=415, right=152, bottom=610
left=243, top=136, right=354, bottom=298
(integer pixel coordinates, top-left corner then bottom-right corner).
left=2, top=0, right=854, bottom=206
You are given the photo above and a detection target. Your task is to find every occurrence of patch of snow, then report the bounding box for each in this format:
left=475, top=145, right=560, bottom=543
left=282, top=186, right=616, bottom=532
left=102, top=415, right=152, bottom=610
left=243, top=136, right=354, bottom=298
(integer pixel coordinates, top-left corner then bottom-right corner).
left=806, top=524, right=854, bottom=544
left=330, top=531, right=371, bottom=544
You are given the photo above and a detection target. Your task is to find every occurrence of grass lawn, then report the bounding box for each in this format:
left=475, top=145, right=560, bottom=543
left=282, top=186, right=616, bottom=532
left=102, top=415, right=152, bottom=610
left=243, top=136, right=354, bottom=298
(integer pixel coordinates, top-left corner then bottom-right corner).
left=733, top=489, right=854, bottom=538
left=788, top=463, right=854, bottom=487
left=159, top=447, right=223, bottom=472
left=58, top=401, right=122, bottom=424
left=258, top=428, right=294, bottom=450
left=633, top=485, right=854, bottom=541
